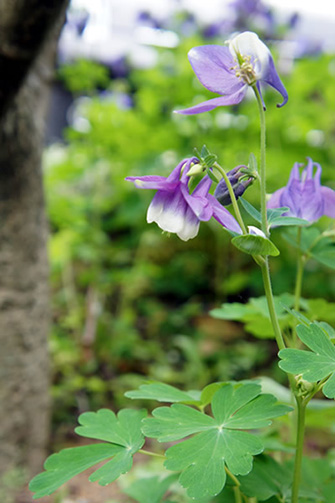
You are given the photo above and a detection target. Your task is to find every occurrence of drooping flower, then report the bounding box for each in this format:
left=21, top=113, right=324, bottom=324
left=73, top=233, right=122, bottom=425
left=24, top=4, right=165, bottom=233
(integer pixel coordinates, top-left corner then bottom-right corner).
left=267, top=158, right=335, bottom=222
left=214, top=165, right=253, bottom=206
left=176, top=31, right=288, bottom=115
left=126, top=158, right=242, bottom=241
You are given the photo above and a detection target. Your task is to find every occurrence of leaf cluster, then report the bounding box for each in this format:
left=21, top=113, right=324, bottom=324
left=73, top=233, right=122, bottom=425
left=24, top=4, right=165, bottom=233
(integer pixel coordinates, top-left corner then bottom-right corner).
left=30, top=382, right=291, bottom=500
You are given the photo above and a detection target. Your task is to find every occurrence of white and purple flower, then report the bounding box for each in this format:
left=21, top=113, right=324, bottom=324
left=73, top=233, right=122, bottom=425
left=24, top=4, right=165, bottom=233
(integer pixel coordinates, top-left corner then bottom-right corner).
left=267, top=158, right=335, bottom=222
left=126, top=157, right=242, bottom=241
left=176, top=31, right=288, bottom=115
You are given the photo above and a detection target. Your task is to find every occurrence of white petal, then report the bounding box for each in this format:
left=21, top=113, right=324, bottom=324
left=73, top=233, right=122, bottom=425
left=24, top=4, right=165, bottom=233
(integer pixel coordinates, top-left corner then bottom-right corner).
left=248, top=225, right=266, bottom=237
left=147, top=198, right=163, bottom=223
left=156, top=207, right=186, bottom=233
left=177, top=220, right=200, bottom=241
left=228, top=31, right=270, bottom=79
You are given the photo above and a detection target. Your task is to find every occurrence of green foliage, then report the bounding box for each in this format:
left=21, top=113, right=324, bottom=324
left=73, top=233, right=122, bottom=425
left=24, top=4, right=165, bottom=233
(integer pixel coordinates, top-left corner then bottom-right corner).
left=283, top=227, right=335, bottom=269
left=58, top=59, right=110, bottom=94
left=232, top=234, right=280, bottom=256
left=211, top=294, right=335, bottom=339
left=29, top=409, right=146, bottom=498
left=123, top=474, right=179, bottom=503
left=142, top=382, right=291, bottom=499
left=279, top=323, right=335, bottom=398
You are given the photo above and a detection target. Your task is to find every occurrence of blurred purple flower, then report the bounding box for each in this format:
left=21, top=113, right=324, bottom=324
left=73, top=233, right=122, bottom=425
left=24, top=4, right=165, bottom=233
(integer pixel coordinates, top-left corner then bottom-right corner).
left=126, top=158, right=242, bottom=241
left=176, top=31, right=288, bottom=115
left=267, top=158, right=335, bottom=222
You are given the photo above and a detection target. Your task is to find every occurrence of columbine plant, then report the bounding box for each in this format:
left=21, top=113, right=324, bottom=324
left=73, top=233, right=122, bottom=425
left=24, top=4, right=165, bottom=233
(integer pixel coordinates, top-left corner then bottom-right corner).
left=30, top=31, right=335, bottom=503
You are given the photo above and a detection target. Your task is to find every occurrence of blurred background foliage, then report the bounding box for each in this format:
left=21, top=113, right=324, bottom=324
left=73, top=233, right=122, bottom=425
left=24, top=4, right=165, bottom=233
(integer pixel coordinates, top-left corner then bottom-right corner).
left=45, top=25, right=335, bottom=436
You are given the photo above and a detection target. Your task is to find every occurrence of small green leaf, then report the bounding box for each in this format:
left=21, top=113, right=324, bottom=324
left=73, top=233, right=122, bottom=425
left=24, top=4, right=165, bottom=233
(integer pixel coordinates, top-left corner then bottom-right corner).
left=123, top=474, right=178, bottom=503
left=201, top=145, right=210, bottom=158
left=248, top=152, right=258, bottom=172
left=206, top=167, right=220, bottom=183
left=238, top=454, right=291, bottom=501
left=311, top=238, right=335, bottom=269
left=279, top=323, right=335, bottom=398
left=143, top=383, right=292, bottom=499
left=269, top=215, right=309, bottom=228
left=29, top=444, right=123, bottom=498
left=75, top=408, right=146, bottom=452
left=239, top=197, right=261, bottom=223
left=125, top=382, right=201, bottom=405
left=232, top=235, right=280, bottom=257
left=30, top=409, right=146, bottom=498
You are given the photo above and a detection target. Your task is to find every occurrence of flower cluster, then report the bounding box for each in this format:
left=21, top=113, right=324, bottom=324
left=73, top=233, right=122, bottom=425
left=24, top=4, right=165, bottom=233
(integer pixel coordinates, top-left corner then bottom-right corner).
left=126, top=158, right=242, bottom=241
left=267, top=158, right=335, bottom=222
left=176, top=31, right=288, bottom=115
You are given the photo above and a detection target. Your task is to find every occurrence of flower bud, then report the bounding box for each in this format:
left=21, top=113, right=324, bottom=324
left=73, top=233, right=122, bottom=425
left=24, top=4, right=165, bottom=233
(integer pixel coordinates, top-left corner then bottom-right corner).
left=214, top=165, right=253, bottom=206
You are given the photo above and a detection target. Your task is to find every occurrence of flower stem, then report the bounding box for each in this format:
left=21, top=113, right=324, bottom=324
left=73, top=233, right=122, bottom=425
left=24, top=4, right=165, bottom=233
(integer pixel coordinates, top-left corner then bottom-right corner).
left=260, top=259, right=285, bottom=351
left=294, top=227, right=305, bottom=312
left=252, top=85, right=268, bottom=237
left=138, top=449, right=165, bottom=459
left=213, top=162, right=247, bottom=234
left=291, top=398, right=307, bottom=503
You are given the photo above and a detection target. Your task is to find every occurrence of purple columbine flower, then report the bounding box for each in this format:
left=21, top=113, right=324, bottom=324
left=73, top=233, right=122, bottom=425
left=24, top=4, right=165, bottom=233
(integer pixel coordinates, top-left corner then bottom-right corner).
left=176, top=31, right=288, bottom=115
left=267, top=158, right=335, bottom=222
left=126, top=158, right=242, bottom=241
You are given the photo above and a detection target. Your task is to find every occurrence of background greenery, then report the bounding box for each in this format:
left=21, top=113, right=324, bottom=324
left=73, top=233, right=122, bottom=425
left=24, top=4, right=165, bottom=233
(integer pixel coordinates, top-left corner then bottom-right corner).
left=45, top=37, right=335, bottom=439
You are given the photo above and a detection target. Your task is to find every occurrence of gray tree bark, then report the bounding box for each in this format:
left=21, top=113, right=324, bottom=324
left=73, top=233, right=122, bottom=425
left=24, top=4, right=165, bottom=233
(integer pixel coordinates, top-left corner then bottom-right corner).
left=0, top=0, right=69, bottom=479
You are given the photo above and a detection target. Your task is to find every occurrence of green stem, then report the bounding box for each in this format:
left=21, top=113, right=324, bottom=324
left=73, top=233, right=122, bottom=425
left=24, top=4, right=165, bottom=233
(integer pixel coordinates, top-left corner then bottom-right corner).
left=213, top=162, right=247, bottom=235
left=138, top=449, right=165, bottom=459
left=252, top=85, right=268, bottom=237
left=294, top=227, right=305, bottom=312
left=233, top=486, right=243, bottom=503
left=260, top=259, right=285, bottom=351
left=291, top=398, right=307, bottom=503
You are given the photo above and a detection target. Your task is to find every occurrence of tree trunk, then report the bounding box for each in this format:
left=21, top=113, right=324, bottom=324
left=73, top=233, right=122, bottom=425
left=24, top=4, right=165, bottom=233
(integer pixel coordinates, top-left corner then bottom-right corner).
left=0, top=0, right=69, bottom=479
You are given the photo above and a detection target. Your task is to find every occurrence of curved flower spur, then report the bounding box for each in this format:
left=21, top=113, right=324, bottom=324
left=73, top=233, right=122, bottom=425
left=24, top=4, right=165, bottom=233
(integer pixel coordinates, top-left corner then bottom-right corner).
left=126, top=157, right=242, bottom=241
left=176, top=31, right=288, bottom=114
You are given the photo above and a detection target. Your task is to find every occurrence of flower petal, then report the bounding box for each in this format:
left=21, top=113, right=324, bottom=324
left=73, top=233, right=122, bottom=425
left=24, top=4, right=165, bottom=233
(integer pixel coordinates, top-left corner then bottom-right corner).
left=320, top=186, right=335, bottom=218
left=228, top=31, right=271, bottom=79
left=267, top=187, right=285, bottom=209
left=175, top=89, right=247, bottom=115
left=207, top=194, right=242, bottom=233
left=180, top=179, right=213, bottom=221
left=126, top=175, right=177, bottom=191
left=261, top=56, right=288, bottom=108
left=147, top=188, right=187, bottom=233
left=177, top=206, right=201, bottom=241
left=188, top=45, right=244, bottom=95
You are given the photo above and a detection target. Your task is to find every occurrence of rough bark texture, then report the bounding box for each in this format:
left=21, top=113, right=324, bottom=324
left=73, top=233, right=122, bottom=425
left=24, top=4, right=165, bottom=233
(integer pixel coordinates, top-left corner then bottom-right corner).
left=0, top=0, right=69, bottom=479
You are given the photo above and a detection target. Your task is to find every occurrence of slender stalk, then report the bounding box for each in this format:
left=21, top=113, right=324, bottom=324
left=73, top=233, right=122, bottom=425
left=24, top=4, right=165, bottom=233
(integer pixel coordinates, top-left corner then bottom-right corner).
left=225, top=467, right=242, bottom=503
left=291, top=398, right=307, bottom=503
left=213, top=162, right=248, bottom=234
left=260, top=260, right=285, bottom=351
left=294, top=227, right=305, bottom=312
left=233, top=486, right=243, bottom=503
left=252, top=85, right=268, bottom=237
left=138, top=449, right=165, bottom=459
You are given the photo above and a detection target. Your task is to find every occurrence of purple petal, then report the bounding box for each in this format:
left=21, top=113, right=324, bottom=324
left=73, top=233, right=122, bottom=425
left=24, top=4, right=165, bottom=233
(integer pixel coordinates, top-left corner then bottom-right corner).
left=180, top=181, right=213, bottom=221
left=320, top=186, right=335, bottom=218
left=188, top=45, right=244, bottom=95
left=261, top=56, right=288, bottom=107
left=175, top=89, right=247, bottom=115
left=207, top=194, right=242, bottom=233
left=180, top=157, right=201, bottom=184
left=147, top=188, right=188, bottom=233
left=167, top=158, right=193, bottom=184
left=267, top=187, right=285, bottom=209
left=126, top=175, right=177, bottom=191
